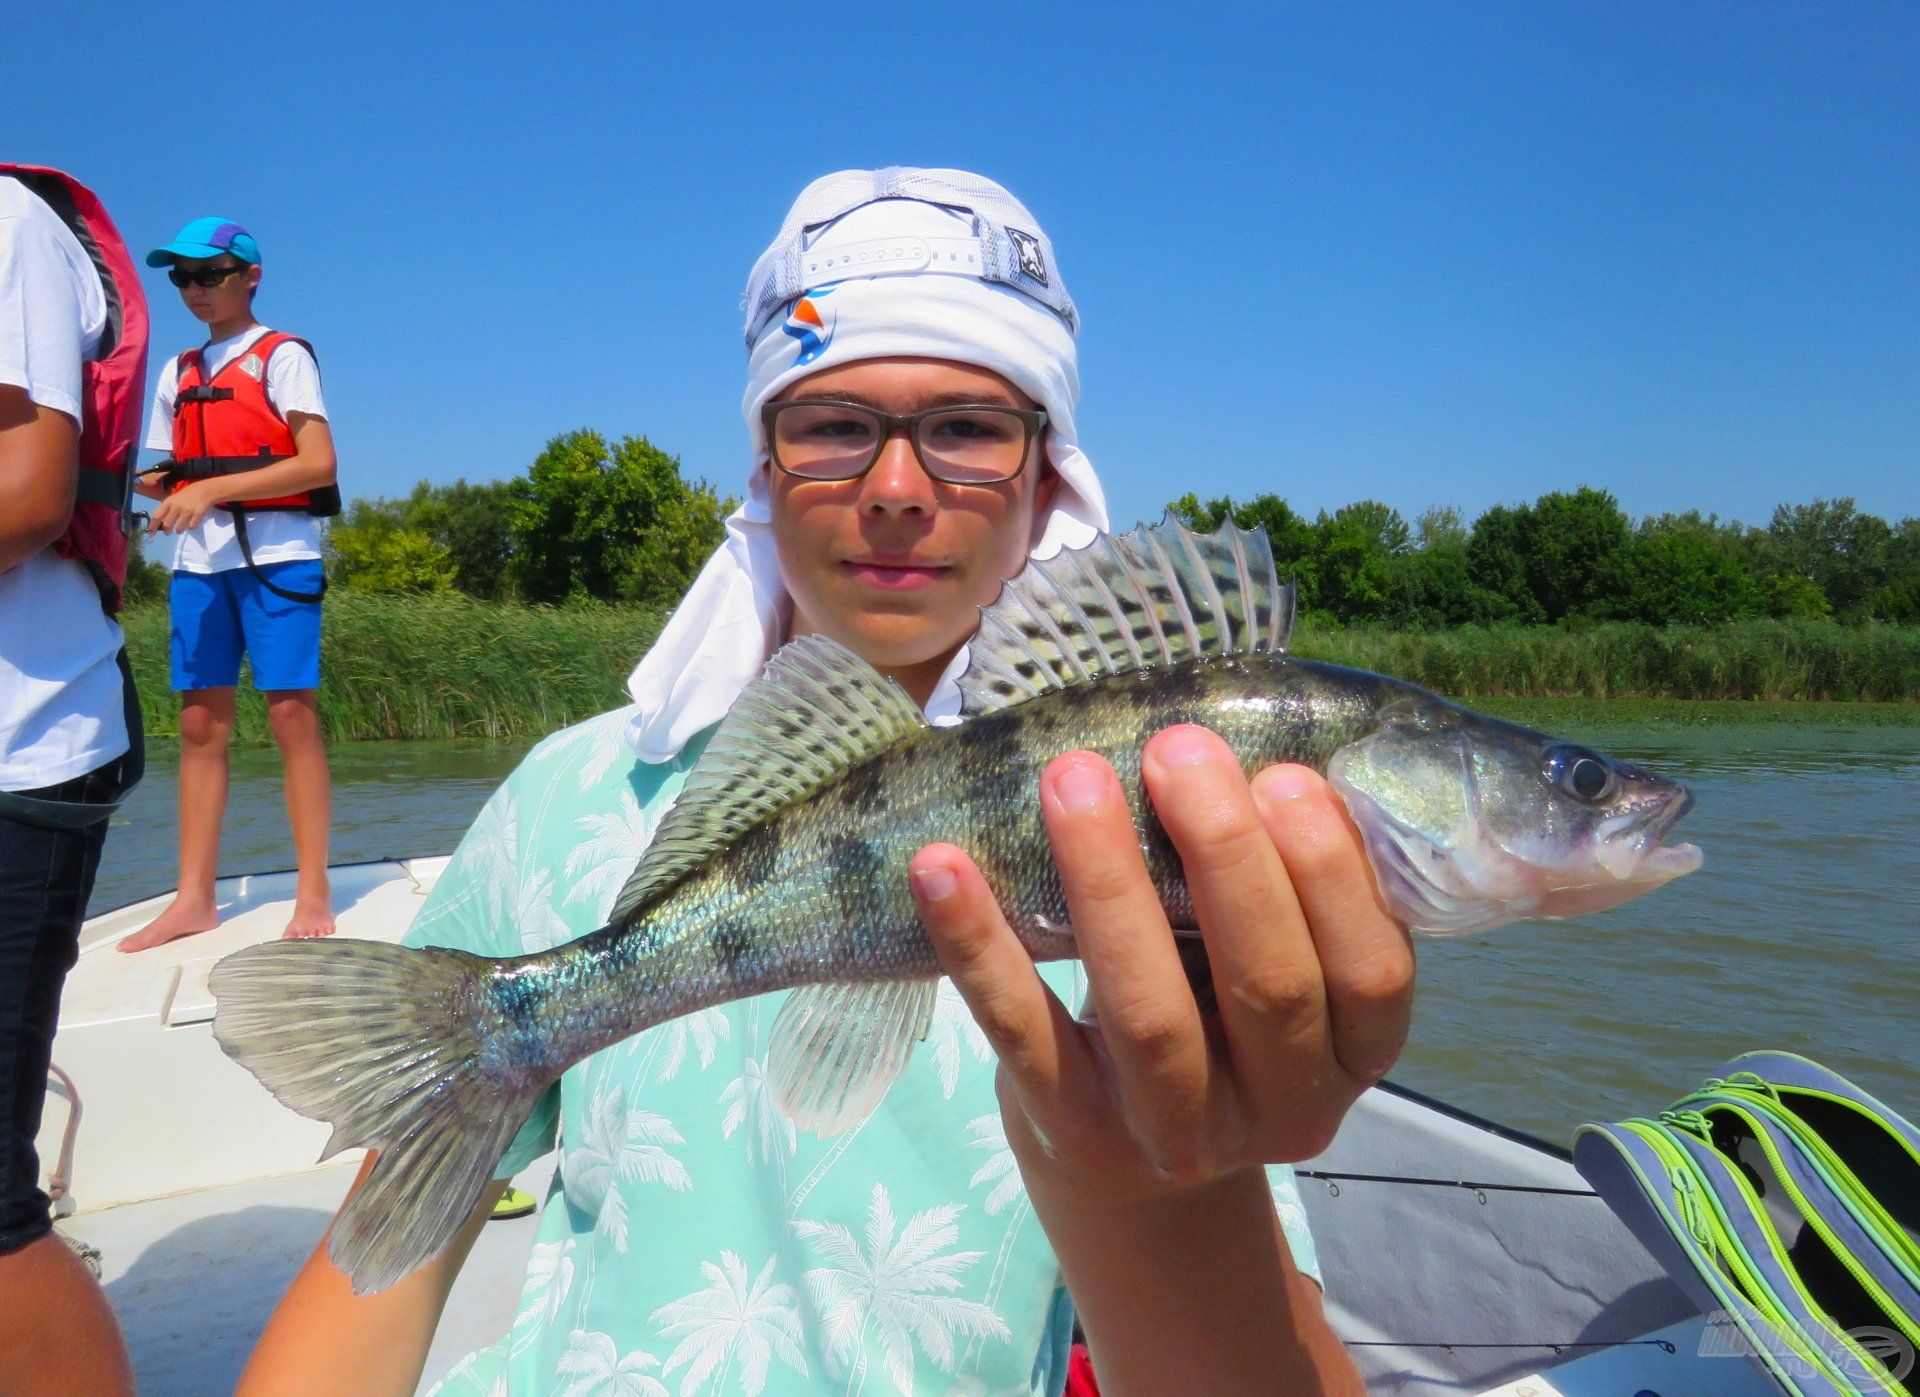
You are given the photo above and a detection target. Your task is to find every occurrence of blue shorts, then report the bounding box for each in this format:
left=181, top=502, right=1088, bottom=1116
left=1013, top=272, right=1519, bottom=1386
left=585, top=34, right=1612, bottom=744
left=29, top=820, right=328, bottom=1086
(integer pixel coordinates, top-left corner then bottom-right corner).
left=169, top=562, right=324, bottom=692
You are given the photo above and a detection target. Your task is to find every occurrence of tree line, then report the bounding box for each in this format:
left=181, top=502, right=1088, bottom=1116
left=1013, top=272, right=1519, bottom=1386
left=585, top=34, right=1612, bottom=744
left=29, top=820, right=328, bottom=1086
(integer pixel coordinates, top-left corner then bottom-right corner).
left=123, top=448, right=1915, bottom=630
left=1170, top=490, right=1919, bottom=627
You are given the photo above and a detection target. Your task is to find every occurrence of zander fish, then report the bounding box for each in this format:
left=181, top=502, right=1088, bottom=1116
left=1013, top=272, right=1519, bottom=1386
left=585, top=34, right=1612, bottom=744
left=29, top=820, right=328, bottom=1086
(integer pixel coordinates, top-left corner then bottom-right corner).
left=209, top=516, right=1702, bottom=1292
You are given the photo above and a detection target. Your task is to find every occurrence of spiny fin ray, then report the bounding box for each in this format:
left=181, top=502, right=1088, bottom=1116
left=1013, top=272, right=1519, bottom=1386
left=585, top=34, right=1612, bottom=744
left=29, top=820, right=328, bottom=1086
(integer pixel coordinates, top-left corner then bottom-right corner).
left=960, top=514, right=1295, bottom=717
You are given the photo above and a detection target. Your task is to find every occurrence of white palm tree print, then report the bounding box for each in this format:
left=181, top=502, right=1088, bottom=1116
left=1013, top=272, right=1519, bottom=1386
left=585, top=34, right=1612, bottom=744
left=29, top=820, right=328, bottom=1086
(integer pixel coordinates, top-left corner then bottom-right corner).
left=462, top=786, right=520, bottom=929
left=566, top=1082, right=692, bottom=1253
left=564, top=786, right=654, bottom=917
left=515, top=865, right=574, bottom=954
left=555, top=1329, right=669, bottom=1397
left=558, top=708, right=634, bottom=794
left=719, top=1056, right=797, bottom=1165
left=962, top=1114, right=1024, bottom=1216
left=928, top=981, right=994, bottom=1098
left=794, top=1183, right=1010, bottom=1396
left=649, top=1251, right=810, bottom=1395
left=650, top=1006, right=731, bottom=1083
left=515, top=1238, right=576, bottom=1331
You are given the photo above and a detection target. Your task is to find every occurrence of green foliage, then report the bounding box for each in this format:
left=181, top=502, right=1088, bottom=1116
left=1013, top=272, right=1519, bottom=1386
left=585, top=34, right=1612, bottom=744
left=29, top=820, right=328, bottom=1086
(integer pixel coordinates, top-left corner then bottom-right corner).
left=328, top=499, right=457, bottom=594
left=1415, top=505, right=1468, bottom=551
left=1762, top=498, right=1891, bottom=618
left=1594, top=526, right=1757, bottom=625
left=402, top=478, right=516, bottom=599
left=506, top=430, right=731, bottom=605
left=1515, top=488, right=1631, bottom=622
left=1466, top=503, right=1544, bottom=623
left=1176, top=490, right=1919, bottom=634
left=121, top=529, right=169, bottom=606
left=1872, top=573, right=1920, bottom=623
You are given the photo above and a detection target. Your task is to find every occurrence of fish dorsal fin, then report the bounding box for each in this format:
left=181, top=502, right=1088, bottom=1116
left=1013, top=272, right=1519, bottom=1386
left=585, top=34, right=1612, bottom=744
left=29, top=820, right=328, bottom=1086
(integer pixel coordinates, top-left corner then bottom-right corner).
left=769, top=978, right=940, bottom=1134
left=959, top=513, right=1295, bottom=718
left=611, top=634, right=928, bottom=922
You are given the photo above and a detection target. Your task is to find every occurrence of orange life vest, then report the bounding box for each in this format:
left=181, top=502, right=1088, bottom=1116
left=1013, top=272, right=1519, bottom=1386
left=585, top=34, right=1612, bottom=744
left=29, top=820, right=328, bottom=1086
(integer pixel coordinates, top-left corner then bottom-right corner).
left=167, top=330, right=341, bottom=516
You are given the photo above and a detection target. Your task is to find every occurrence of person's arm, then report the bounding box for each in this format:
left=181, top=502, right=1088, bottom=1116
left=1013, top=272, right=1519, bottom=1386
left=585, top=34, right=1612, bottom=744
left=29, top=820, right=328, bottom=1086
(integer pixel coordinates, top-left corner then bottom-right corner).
left=147, top=412, right=336, bottom=535
left=0, top=384, right=79, bottom=573
left=913, top=724, right=1416, bottom=1395
left=236, top=1152, right=508, bottom=1397
left=1031, top=1166, right=1353, bottom=1392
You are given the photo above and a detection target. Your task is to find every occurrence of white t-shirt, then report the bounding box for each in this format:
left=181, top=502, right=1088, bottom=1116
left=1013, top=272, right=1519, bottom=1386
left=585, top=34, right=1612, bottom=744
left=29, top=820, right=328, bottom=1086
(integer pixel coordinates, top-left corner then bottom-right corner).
left=144, top=325, right=329, bottom=573
left=0, top=174, right=129, bottom=791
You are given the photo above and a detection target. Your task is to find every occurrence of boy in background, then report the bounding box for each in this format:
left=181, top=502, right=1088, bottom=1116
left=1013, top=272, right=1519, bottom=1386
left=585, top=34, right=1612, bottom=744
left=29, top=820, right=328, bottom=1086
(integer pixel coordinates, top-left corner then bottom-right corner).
left=120, top=218, right=340, bottom=951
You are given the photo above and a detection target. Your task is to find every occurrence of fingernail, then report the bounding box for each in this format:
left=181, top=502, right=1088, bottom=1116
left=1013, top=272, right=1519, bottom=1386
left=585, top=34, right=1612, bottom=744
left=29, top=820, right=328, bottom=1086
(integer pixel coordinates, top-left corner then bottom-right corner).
left=1052, top=760, right=1110, bottom=813
left=912, top=866, right=958, bottom=903
left=1152, top=725, right=1218, bottom=768
left=1259, top=763, right=1320, bottom=803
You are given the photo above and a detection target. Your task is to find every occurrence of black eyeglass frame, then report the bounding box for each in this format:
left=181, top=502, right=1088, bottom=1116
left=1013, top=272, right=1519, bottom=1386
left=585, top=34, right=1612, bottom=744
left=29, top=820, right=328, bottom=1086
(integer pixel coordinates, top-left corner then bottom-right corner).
left=167, top=263, right=250, bottom=289
left=762, top=399, right=1048, bottom=485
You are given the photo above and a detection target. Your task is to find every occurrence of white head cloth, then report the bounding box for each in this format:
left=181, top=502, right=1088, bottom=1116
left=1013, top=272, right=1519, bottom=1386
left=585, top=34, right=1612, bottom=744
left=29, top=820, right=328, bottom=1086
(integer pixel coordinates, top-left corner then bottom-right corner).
left=624, top=168, right=1109, bottom=762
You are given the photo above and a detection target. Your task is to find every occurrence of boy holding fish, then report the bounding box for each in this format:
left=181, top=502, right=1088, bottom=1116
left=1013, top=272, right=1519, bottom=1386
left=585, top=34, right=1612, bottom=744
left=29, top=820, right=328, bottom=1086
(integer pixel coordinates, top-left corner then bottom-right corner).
left=232, top=169, right=1416, bottom=1395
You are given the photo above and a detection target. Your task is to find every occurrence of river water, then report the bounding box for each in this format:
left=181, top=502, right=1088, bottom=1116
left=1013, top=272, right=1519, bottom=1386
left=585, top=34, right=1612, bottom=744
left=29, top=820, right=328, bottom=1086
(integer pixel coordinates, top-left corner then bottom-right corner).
left=90, top=717, right=1920, bottom=1147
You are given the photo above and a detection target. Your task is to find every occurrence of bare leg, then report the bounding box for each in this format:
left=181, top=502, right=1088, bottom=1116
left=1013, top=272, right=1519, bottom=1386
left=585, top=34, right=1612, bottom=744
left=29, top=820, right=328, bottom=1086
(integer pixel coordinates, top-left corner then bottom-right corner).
left=0, top=1233, right=135, bottom=1395
left=267, top=690, right=334, bottom=940
left=118, top=688, right=235, bottom=952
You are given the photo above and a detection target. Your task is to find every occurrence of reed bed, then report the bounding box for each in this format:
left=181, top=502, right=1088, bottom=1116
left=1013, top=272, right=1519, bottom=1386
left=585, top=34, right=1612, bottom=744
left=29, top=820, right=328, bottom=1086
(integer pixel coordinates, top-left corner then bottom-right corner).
left=117, top=601, right=1918, bottom=744
left=120, top=595, right=665, bottom=744
left=1294, top=619, right=1920, bottom=704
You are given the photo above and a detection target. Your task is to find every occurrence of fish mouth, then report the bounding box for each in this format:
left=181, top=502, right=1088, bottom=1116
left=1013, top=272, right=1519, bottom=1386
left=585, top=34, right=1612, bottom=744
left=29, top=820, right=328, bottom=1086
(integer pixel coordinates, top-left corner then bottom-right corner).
left=1591, top=784, right=1702, bottom=886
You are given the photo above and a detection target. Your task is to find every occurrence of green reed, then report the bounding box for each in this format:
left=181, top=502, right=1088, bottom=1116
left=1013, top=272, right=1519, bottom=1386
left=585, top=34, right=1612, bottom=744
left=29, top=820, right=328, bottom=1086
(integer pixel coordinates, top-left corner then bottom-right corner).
left=118, top=603, right=1916, bottom=745
left=1293, top=618, right=1920, bottom=703
left=120, top=595, right=666, bottom=744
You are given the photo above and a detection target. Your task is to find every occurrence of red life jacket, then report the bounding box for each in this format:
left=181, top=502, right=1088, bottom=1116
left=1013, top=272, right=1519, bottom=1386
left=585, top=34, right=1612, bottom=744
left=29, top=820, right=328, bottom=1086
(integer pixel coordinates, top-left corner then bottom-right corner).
left=167, top=330, right=342, bottom=516
left=0, top=164, right=149, bottom=615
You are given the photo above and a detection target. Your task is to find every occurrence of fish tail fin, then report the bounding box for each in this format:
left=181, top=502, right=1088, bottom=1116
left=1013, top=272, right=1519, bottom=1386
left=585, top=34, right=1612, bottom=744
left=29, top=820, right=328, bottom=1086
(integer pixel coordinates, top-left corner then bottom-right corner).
left=209, top=939, right=539, bottom=1294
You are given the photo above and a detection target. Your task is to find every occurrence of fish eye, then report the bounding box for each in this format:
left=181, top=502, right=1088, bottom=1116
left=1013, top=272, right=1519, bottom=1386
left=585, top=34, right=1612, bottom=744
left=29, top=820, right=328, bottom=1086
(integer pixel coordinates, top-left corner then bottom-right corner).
left=1546, top=747, right=1615, bottom=802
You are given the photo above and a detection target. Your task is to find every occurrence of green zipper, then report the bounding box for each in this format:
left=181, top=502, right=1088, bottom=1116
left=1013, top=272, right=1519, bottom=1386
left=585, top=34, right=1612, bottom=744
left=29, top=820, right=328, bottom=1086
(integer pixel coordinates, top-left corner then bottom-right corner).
left=1649, top=1113, right=1911, bottom=1395
left=1705, top=1082, right=1920, bottom=1285
left=1624, top=1119, right=1853, bottom=1392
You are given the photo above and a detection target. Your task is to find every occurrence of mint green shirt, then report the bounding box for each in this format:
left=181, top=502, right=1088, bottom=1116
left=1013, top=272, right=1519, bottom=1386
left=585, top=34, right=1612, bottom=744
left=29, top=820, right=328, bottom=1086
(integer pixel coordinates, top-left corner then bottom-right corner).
left=410, top=706, right=1320, bottom=1397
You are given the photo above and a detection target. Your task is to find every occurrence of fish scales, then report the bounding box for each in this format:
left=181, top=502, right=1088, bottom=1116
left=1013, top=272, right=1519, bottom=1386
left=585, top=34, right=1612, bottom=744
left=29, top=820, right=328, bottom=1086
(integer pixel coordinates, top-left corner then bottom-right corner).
left=508, top=654, right=1393, bottom=1076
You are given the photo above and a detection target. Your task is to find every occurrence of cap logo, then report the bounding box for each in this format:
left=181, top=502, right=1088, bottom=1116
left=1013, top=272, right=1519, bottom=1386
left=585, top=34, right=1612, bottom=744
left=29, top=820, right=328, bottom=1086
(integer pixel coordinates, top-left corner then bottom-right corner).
left=1007, top=227, right=1048, bottom=287
left=783, top=289, right=836, bottom=366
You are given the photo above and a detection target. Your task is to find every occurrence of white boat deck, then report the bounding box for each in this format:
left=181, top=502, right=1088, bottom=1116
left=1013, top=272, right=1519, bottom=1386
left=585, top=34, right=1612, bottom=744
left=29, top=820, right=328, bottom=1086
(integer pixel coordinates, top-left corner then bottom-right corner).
left=64, top=1156, right=555, bottom=1394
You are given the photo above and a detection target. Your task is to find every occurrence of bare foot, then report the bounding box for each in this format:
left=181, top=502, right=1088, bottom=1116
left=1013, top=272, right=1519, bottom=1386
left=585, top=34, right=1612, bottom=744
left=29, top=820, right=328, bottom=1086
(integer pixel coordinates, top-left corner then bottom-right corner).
left=118, top=898, right=220, bottom=953
left=282, top=886, right=336, bottom=940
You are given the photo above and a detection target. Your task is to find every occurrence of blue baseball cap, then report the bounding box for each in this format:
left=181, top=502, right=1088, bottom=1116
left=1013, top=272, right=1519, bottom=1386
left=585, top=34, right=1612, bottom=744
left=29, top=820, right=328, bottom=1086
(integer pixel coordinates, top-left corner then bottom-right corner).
left=146, top=217, right=261, bottom=267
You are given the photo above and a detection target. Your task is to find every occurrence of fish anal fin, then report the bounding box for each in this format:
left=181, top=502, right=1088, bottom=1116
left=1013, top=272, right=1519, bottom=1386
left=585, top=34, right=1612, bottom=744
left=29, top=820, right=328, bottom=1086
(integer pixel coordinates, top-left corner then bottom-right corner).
left=769, top=978, right=940, bottom=1135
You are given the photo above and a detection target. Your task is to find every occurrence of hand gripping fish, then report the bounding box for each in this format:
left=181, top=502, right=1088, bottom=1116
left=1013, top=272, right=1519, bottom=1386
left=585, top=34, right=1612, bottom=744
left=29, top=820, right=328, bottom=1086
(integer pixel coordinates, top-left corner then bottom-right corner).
left=209, top=516, right=1702, bottom=1292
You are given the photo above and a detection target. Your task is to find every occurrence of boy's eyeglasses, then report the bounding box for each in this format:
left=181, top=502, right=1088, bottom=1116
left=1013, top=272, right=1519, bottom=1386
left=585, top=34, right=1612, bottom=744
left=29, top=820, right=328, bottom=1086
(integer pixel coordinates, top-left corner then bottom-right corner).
left=167, top=264, right=249, bottom=289
left=763, top=400, right=1046, bottom=485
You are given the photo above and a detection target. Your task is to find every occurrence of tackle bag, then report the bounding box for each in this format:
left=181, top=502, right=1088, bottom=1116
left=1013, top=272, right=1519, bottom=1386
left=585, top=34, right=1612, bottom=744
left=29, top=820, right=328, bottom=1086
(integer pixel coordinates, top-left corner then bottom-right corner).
left=1576, top=1054, right=1920, bottom=1397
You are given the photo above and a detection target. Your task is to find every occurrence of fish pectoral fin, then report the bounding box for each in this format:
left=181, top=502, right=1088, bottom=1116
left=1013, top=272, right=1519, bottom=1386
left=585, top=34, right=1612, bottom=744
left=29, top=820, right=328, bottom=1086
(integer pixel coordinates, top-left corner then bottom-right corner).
left=769, top=978, right=940, bottom=1135
left=611, top=635, right=929, bottom=923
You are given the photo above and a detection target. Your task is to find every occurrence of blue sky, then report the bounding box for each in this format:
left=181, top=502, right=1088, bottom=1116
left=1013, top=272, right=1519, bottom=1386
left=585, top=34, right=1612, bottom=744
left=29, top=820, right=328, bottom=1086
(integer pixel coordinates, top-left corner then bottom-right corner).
left=11, top=2, right=1916, bottom=531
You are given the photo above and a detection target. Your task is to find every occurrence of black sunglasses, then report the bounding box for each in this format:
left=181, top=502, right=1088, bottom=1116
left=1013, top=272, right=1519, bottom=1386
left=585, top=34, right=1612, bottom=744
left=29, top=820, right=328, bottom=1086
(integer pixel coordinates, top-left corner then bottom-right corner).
left=168, top=264, right=249, bottom=289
